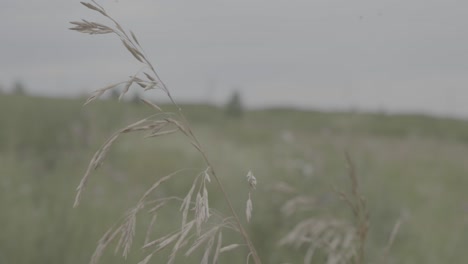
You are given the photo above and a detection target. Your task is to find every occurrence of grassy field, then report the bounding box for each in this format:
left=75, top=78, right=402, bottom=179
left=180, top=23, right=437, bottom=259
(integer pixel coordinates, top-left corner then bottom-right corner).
left=1, top=94, right=468, bottom=263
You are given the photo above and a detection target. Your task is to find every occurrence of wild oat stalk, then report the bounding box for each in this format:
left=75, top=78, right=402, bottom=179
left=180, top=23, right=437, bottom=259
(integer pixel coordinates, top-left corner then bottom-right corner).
left=277, top=152, right=370, bottom=264
left=70, top=1, right=261, bottom=263
left=276, top=182, right=359, bottom=264
left=337, top=153, right=370, bottom=264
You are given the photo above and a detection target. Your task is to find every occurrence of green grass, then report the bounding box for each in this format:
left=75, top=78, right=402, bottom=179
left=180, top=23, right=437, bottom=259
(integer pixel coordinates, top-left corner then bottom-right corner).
left=1, top=94, right=468, bottom=263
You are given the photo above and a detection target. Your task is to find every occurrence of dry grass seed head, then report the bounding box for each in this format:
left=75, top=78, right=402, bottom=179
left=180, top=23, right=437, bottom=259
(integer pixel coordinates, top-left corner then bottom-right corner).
left=185, top=225, right=219, bottom=257
left=137, top=253, right=153, bottom=264
left=130, top=30, right=141, bottom=46
left=246, top=193, right=253, bottom=223
left=118, top=77, right=136, bottom=101
left=143, top=228, right=183, bottom=252
left=90, top=225, right=123, bottom=264
left=201, top=235, right=216, bottom=264
left=180, top=176, right=199, bottom=226
left=280, top=195, right=316, bottom=217
left=114, top=210, right=137, bottom=258
left=167, top=221, right=195, bottom=264
left=194, top=170, right=211, bottom=235
left=212, top=232, right=223, bottom=263
left=220, top=243, right=242, bottom=253
left=279, top=218, right=357, bottom=264
left=144, top=213, right=158, bottom=245
left=69, top=20, right=113, bottom=34
left=246, top=170, right=257, bottom=190
left=80, top=1, right=106, bottom=15
left=245, top=171, right=256, bottom=222
left=75, top=117, right=167, bottom=206
left=83, top=81, right=125, bottom=105
left=143, top=72, right=155, bottom=82
left=72, top=2, right=263, bottom=263
left=121, top=39, right=144, bottom=62
left=140, top=98, right=162, bottom=111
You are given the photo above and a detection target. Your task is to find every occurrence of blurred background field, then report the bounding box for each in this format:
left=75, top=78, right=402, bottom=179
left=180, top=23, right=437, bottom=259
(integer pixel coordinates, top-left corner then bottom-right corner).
left=1, top=93, right=468, bottom=264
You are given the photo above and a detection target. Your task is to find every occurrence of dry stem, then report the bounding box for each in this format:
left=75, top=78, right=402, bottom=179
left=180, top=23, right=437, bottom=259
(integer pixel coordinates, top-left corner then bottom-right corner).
left=71, top=1, right=262, bottom=263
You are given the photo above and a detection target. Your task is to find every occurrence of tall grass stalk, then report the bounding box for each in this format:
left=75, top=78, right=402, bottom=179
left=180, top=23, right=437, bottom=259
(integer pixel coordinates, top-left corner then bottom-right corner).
left=276, top=152, right=370, bottom=264
left=70, top=1, right=261, bottom=263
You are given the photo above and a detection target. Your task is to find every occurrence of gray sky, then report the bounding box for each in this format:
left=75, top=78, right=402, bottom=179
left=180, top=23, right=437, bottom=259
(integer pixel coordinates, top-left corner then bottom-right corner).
left=1, top=0, right=468, bottom=118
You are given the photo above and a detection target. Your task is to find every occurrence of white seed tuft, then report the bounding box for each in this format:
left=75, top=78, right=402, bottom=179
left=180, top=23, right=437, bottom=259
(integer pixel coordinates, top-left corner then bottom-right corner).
left=246, top=194, right=253, bottom=223
left=246, top=170, right=257, bottom=190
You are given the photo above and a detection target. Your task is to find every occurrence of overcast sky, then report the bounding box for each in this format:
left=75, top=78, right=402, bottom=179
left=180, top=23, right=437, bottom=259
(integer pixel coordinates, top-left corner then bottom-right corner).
left=1, top=0, right=468, bottom=118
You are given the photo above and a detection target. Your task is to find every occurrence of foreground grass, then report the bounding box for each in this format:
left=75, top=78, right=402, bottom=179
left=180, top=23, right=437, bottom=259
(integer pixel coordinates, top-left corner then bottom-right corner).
left=1, top=94, right=468, bottom=263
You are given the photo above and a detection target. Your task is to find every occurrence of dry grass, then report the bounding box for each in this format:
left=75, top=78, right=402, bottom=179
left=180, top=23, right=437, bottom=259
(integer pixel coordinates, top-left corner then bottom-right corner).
left=278, top=217, right=357, bottom=264
left=275, top=153, right=371, bottom=264
left=70, top=1, right=261, bottom=263
left=69, top=2, right=403, bottom=264
left=336, top=153, right=370, bottom=264
left=275, top=151, right=404, bottom=264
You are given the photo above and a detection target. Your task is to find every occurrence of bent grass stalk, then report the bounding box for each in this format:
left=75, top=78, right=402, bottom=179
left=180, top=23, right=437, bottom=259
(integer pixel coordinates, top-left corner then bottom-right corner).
left=276, top=153, right=370, bottom=264
left=70, top=1, right=261, bottom=263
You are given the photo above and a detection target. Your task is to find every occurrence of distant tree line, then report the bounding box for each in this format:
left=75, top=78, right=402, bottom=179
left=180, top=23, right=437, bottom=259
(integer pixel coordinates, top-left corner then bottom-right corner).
left=0, top=80, right=28, bottom=95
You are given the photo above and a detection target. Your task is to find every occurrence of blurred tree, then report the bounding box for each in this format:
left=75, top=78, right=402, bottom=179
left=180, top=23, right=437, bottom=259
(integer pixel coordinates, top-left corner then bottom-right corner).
left=225, top=90, right=244, bottom=118
left=131, top=92, right=141, bottom=104
left=12, top=81, right=26, bottom=95
left=109, top=89, right=120, bottom=100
